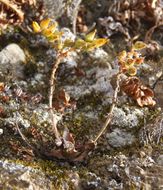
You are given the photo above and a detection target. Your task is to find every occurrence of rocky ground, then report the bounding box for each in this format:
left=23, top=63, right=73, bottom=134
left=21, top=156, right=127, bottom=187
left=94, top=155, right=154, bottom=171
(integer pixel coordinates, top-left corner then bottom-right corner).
left=0, top=0, right=163, bottom=189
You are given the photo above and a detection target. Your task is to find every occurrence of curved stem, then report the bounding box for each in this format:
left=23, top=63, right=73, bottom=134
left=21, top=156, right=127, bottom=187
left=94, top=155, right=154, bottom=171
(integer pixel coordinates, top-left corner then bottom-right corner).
left=49, top=55, right=62, bottom=140
left=93, top=72, right=121, bottom=143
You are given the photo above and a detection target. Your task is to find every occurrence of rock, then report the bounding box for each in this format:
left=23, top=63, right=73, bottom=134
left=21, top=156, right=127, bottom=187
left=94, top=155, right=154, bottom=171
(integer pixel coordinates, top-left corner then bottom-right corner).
left=63, top=66, right=117, bottom=101
left=0, top=160, right=54, bottom=189
left=0, top=44, right=26, bottom=78
left=154, top=81, right=163, bottom=108
left=5, top=112, right=30, bottom=129
left=139, top=112, right=163, bottom=145
left=81, top=172, right=101, bottom=189
left=43, top=0, right=82, bottom=30
left=31, top=104, right=62, bottom=127
left=106, top=128, right=135, bottom=148
left=42, top=0, right=65, bottom=18
left=111, top=106, right=146, bottom=129
left=89, top=48, right=113, bottom=68
left=0, top=128, right=3, bottom=135
left=157, top=155, right=163, bottom=166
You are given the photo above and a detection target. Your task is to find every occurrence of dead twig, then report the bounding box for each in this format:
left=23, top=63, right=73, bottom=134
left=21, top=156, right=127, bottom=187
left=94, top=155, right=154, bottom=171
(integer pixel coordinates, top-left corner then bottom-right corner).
left=93, top=72, right=121, bottom=143
left=15, top=121, right=33, bottom=150
left=49, top=55, right=62, bottom=142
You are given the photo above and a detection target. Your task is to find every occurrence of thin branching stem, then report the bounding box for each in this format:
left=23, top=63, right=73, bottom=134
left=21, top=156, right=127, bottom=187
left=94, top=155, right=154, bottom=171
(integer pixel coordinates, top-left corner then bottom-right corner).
left=15, top=121, right=33, bottom=150
left=49, top=49, right=75, bottom=142
left=49, top=55, right=62, bottom=140
left=93, top=72, right=122, bottom=143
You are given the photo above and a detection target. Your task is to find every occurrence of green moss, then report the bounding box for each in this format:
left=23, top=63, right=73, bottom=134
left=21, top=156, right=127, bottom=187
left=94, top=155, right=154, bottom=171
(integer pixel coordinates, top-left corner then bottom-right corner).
left=77, top=91, right=103, bottom=109
left=6, top=159, right=76, bottom=189
left=63, top=112, right=96, bottom=141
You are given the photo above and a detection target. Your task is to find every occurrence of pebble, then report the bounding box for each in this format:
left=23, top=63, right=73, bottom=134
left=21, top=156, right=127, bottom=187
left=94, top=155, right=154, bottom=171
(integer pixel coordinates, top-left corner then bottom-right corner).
left=106, top=128, right=135, bottom=148
left=157, top=155, right=163, bottom=166
left=0, top=128, right=3, bottom=135
left=0, top=44, right=26, bottom=78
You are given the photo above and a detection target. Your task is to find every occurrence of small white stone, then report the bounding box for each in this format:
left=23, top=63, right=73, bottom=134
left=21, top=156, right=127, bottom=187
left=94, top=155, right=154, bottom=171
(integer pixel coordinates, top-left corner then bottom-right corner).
left=0, top=44, right=26, bottom=78
left=0, top=128, right=3, bottom=135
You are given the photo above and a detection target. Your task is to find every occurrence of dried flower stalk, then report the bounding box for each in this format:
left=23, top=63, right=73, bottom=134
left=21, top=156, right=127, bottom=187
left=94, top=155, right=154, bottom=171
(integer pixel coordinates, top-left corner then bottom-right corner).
left=94, top=72, right=121, bottom=143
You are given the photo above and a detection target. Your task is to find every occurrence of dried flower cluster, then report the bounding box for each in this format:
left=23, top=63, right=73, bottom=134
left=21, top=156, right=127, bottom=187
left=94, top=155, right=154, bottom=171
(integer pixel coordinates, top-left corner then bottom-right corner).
left=121, top=77, right=156, bottom=107
left=118, top=41, right=146, bottom=76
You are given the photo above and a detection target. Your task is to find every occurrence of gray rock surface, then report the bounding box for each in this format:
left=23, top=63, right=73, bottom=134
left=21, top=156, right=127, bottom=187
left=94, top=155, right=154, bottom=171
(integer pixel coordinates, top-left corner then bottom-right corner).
left=111, top=106, right=146, bottom=129
left=0, top=160, right=54, bottom=190
left=106, top=128, right=135, bottom=148
left=155, top=81, right=163, bottom=108
left=0, top=44, right=26, bottom=78
left=42, top=0, right=65, bottom=18
left=157, top=155, right=163, bottom=166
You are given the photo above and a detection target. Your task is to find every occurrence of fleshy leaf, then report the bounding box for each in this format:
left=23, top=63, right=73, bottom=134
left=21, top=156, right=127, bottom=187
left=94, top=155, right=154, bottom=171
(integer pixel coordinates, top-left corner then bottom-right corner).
left=134, top=57, right=144, bottom=65
left=47, top=32, right=63, bottom=42
left=47, top=22, right=58, bottom=33
left=127, top=66, right=137, bottom=76
left=32, top=21, right=41, bottom=33
left=74, top=39, right=86, bottom=49
left=118, top=50, right=127, bottom=61
left=63, top=39, right=75, bottom=48
left=40, top=18, right=51, bottom=30
left=87, top=38, right=108, bottom=50
left=125, top=58, right=135, bottom=66
left=85, top=30, right=96, bottom=42
left=57, top=40, right=63, bottom=50
left=133, top=41, right=146, bottom=50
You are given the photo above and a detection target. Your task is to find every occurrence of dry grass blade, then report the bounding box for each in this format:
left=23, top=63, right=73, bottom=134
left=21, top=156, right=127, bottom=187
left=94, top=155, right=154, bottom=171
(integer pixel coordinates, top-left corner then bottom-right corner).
left=0, top=0, right=37, bottom=29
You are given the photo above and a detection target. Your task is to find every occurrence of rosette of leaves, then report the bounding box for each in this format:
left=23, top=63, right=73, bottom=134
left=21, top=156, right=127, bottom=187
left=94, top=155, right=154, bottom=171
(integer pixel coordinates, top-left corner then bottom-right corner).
left=0, top=0, right=36, bottom=30
left=117, top=41, right=146, bottom=76
left=121, top=77, right=156, bottom=107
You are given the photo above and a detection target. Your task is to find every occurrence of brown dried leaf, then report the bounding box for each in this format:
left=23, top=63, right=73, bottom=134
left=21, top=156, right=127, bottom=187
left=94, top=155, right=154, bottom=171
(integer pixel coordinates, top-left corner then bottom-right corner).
left=45, top=140, right=95, bottom=162
left=0, top=82, right=4, bottom=91
left=58, top=89, right=70, bottom=106
left=53, top=89, right=76, bottom=113
left=121, top=77, right=156, bottom=107
left=44, top=128, right=96, bottom=162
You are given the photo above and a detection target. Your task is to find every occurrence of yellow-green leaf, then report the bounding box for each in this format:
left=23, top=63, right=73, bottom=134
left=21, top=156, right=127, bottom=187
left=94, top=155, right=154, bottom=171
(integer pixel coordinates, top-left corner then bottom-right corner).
left=85, top=30, right=97, bottom=42
left=40, top=18, right=51, bottom=30
left=91, top=38, right=108, bottom=48
left=47, top=22, right=58, bottom=33
left=57, top=40, right=63, bottom=50
left=125, top=58, right=135, bottom=66
left=118, top=50, right=127, bottom=61
left=42, top=29, right=53, bottom=37
left=47, top=32, right=63, bottom=42
left=74, top=39, right=86, bottom=49
left=132, top=41, right=146, bottom=50
left=127, top=66, right=137, bottom=76
left=32, top=21, right=41, bottom=33
left=63, top=39, right=74, bottom=48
